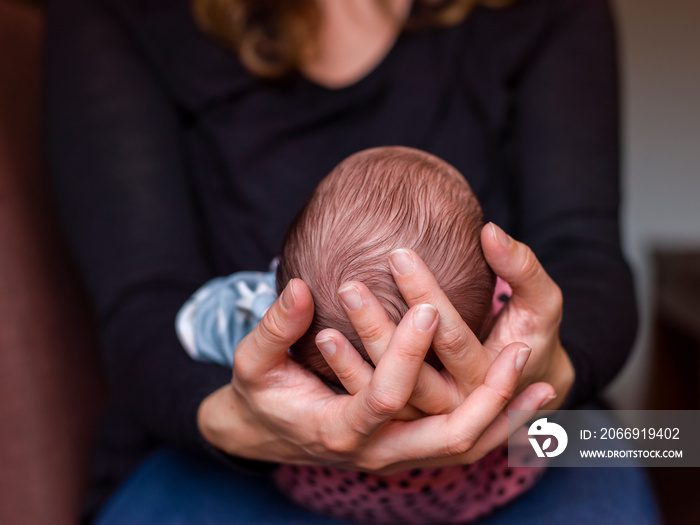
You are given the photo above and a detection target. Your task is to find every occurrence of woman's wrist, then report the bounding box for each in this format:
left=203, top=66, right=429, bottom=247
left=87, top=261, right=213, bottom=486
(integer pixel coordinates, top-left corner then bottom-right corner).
left=198, top=384, right=248, bottom=457
left=198, top=384, right=283, bottom=473
left=197, top=377, right=307, bottom=465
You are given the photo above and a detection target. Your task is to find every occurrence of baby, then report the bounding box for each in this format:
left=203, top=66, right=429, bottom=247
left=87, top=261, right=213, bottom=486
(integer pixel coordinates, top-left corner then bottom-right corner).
left=177, top=147, right=542, bottom=524
left=276, top=146, right=495, bottom=385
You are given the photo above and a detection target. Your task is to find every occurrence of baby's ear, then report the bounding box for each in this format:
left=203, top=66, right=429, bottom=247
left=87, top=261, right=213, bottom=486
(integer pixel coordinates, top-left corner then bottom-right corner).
left=492, top=276, right=512, bottom=316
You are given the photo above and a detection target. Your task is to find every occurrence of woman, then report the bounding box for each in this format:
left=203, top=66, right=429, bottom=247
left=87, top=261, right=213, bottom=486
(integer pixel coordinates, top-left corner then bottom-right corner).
left=44, top=0, right=656, bottom=523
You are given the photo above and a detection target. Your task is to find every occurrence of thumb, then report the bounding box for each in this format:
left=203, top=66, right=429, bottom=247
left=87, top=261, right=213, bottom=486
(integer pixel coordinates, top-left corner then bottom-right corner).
left=481, top=223, right=562, bottom=315
left=234, top=278, right=314, bottom=378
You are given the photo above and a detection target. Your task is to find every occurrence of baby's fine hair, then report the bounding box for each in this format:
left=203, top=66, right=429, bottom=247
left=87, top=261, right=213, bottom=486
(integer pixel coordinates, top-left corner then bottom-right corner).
left=276, top=146, right=495, bottom=385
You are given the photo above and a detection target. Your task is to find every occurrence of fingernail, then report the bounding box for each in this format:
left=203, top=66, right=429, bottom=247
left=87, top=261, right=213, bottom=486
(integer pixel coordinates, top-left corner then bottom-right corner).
left=490, top=222, right=512, bottom=248
left=389, top=249, right=414, bottom=276
left=515, top=347, right=531, bottom=373
left=413, top=304, right=437, bottom=331
left=317, top=337, right=336, bottom=357
left=280, top=279, right=296, bottom=312
left=538, top=394, right=557, bottom=409
left=338, top=285, right=362, bottom=312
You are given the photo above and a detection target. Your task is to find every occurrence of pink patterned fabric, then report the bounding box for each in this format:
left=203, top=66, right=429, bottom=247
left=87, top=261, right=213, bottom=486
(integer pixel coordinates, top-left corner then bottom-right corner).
left=274, top=446, right=543, bottom=524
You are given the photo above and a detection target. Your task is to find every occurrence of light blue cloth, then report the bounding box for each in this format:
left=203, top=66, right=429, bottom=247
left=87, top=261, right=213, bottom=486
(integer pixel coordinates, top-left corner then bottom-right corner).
left=176, top=265, right=278, bottom=366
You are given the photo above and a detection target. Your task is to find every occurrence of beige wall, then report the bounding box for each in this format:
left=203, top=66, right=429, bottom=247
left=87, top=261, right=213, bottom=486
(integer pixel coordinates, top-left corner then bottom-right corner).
left=607, top=0, right=700, bottom=408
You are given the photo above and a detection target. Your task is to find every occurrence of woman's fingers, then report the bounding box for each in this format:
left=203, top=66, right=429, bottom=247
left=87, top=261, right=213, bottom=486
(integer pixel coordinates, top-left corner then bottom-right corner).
left=481, top=223, right=563, bottom=319
left=347, top=304, right=439, bottom=433
left=360, top=341, right=534, bottom=469
left=388, top=248, right=491, bottom=385
left=441, top=342, right=533, bottom=449
left=234, top=279, right=314, bottom=380
left=480, top=223, right=573, bottom=406
left=316, top=328, right=374, bottom=394
left=337, top=279, right=456, bottom=415
left=336, top=281, right=396, bottom=365
left=405, top=359, right=458, bottom=415
left=317, top=329, right=426, bottom=421
left=464, top=381, right=557, bottom=463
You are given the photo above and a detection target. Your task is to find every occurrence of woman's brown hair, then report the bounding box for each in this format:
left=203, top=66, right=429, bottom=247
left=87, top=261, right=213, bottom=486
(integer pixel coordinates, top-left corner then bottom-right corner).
left=192, top=0, right=502, bottom=79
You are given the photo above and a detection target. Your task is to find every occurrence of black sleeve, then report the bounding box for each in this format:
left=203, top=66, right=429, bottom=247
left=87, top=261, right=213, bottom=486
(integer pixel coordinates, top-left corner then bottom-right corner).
left=44, top=0, right=232, bottom=447
left=508, top=0, right=637, bottom=406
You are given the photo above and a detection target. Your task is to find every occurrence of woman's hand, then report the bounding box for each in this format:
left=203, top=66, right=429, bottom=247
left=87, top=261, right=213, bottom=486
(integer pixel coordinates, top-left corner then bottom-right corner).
left=391, top=222, right=573, bottom=414
left=318, top=222, right=572, bottom=419
left=198, top=277, right=553, bottom=473
left=479, top=223, right=574, bottom=409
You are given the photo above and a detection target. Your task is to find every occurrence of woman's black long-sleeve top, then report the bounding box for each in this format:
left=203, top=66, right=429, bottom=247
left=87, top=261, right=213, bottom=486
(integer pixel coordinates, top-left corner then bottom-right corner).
left=44, top=0, right=637, bottom=515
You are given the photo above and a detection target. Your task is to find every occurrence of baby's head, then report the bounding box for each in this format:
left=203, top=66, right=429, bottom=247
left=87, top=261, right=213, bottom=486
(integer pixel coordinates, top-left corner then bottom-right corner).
left=277, top=146, right=495, bottom=385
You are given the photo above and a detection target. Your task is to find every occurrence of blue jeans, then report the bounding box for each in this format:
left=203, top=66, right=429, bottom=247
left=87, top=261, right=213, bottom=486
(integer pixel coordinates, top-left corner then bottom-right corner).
left=95, top=447, right=661, bottom=525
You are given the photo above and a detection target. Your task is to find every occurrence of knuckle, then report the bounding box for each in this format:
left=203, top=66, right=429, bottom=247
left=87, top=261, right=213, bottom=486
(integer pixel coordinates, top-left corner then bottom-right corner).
left=519, top=246, right=541, bottom=282
left=353, top=457, right=373, bottom=472
left=358, top=321, right=387, bottom=347
left=366, top=390, right=403, bottom=420
left=257, top=310, right=286, bottom=347
left=548, top=283, right=564, bottom=321
left=410, top=376, right=449, bottom=414
left=395, top=343, right=429, bottom=365
left=517, top=244, right=563, bottom=323
left=232, top=345, right=256, bottom=383
left=534, top=280, right=563, bottom=323
left=322, top=433, right=356, bottom=456
left=409, top=375, right=429, bottom=402
left=335, top=364, right=363, bottom=388
left=445, top=431, right=477, bottom=456
left=435, top=324, right=468, bottom=357
left=463, top=447, right=487, bottom=464
left=402, top=285, right=433, bottom=307
left=485, top=383, right=513, bottom=407
left=412, top=290, right=434, bottom=307
left=357, top=454, right=390, bottom=473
